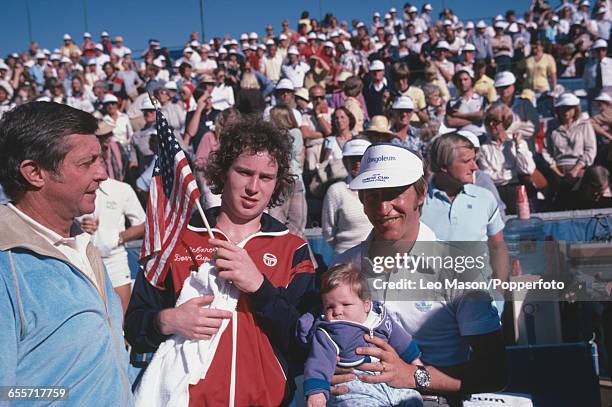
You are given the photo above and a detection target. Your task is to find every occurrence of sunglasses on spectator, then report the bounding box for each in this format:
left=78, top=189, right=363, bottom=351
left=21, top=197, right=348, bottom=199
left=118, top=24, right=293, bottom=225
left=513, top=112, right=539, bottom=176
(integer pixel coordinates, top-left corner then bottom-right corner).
left=311, top=95, right=325, bottom=100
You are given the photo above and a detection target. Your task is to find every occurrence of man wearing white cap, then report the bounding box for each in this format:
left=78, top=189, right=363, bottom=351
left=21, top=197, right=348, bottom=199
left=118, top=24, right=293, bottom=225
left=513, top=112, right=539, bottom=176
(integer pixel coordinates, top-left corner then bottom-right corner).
left=28, top=51, right=47, bottom=91
left=389, top=95, right=423, bottom=153
left=473, top=21, right=492, bottom=61
left=321, top=138, right=373, bottom=255
left=333, top=143, right=507, bottom=406
left=195, top=45, right=218, bottom=76
left=102, top=94, right=134, bottom=160
left=263, top=79, right=305, bottom=131
left=583, top=39, right=612, bottom=111
left=260, top=39, right=283, bottom=83
left=591, top=92, right=612, bottom=143
left=456, top=43, right=477, bottom=72
left=363, top=60, right=389, bottom=117
left=281, top=46, right=310, bottom=88
left=432, top=41, right=455, bottom=83
left=491, top=21, right=513, bottom=72
left=60, top=33, right=80, bottom=57
left=595, top=7, right=611, bottom=40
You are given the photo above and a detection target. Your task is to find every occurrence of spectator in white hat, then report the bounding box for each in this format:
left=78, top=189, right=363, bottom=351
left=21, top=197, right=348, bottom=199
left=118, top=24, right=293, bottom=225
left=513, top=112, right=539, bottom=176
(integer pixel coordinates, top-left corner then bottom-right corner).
left=583, top=39, right=612, bottom=111
left=473, top=20, right=492, bottom=61
left=421, top=3, right=434, bottom=27
left=321, top=138, right=372, bottom=254
left=195, top=45, right=218, bottom=76
left=81, top=32, right=96, bottom=59
left=260, top=39, right=283, bottom=83
left=389, top=95, right=424, bottom=154
left=456, top=43, right=477, bottom=72
left=363, top=60, right=389, bottom=117
left=60, top=33, right=80, bottom=57
left=248, top=31, right=259, bottom=45
left=542, top=93, right=596, bottom=186
left=281, top=46, right=309, bottom=88
left=100, top=31, right=113, bottom=55
left=494, top=71, right=540, bottom=144
left=111, top=35, right=130, bottom=60
left=432, top=41, right=455, bottom=83
left=102, top=93, right=134, bottom=153
left=595, top=7, right=611, bottom=40
left=94, top=43, right=111, bottom=71
left=371, top=12, right=383, bottom=34
left=446, top=67, right=488, bottom=138
left=491, top=21, right=513, bottom=72
left=590, top=92, right=612, bottom=145
left=28, top=51, right=47, bottom=91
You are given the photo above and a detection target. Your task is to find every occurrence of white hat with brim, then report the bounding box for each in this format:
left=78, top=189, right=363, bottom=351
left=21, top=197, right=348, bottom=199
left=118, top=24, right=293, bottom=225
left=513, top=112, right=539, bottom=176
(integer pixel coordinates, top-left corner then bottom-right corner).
left=350, top=144, right=424, bottom=190
left=294, top=87, right=309, bottom=101
left=165, top=81, right=178, bottom=91
left=595, top=93, right=612, bottom=102
left=592, top=39, right=608, bottom=50
left=494, top=71, right=516, bottom=87
left=324, top=41, right=334, bottom=48
left=249, top=32, right=259, bottom=39
left=288, top=46, right=299, bottom=55
left=476, top=20, right=487, bottom=29
left=342, top=138, right=372, bottom=156
left=102, top=94, right=119, bottom=104
left=463, top=43, right=476, bottom=52
left=360, top=115, right=395, bottom=139
left=369, top=60, right=385, bottom=71
left=457, top=130, right=480, bottom=148
left=266, top=39, right=275, bottom=46
left=392, top=95, right=415, bottom=110
left=424, top=4, right=432, bottom=10
left=276, top=78, right=294, bottom=91
left=554, top=93, right=580, bottom=107
left=436, top=41, right=450, bottom=50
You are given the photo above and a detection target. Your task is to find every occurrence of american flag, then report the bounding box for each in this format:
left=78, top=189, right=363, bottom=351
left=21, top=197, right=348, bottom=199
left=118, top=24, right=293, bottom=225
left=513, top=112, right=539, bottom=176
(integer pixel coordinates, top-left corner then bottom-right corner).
left=141, top=108, right=200, bottom=289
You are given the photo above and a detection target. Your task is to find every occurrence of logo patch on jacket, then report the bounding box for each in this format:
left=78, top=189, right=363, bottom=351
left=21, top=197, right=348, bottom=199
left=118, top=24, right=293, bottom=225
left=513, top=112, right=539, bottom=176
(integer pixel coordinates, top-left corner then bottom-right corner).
left=263, top=253, right=277, bottom=267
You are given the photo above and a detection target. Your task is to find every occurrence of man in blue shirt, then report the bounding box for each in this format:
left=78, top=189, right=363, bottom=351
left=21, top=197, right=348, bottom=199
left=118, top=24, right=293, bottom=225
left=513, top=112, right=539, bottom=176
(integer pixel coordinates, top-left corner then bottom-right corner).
left=421, top=132, right=510, bottom=283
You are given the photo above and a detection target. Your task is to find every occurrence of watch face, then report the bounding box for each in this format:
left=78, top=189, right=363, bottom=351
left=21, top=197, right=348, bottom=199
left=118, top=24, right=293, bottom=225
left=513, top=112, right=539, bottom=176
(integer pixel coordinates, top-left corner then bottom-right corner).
left=415, top=367, right=431, bottom=388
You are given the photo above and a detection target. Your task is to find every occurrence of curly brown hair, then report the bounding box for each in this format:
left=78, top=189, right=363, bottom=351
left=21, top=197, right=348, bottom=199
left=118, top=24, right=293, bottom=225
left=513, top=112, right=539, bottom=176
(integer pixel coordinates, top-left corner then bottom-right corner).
left=204, top=115, right=294, bottom=208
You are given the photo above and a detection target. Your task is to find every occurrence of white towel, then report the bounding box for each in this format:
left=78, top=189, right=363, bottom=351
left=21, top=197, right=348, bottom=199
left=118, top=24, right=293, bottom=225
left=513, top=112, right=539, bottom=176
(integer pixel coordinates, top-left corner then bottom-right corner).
left=134, top=261, right=240, bottom=407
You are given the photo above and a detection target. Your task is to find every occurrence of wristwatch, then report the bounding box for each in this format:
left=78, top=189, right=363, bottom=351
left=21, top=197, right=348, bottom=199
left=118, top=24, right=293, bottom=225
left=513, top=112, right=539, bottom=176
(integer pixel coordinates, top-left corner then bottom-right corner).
left=414, top=365, right=431, bottom=392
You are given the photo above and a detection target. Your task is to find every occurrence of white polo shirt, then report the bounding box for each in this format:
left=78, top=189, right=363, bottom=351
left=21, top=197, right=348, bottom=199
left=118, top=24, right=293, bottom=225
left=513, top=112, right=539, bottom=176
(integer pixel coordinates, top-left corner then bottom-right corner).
left=90, top=179, right=145, bottom=258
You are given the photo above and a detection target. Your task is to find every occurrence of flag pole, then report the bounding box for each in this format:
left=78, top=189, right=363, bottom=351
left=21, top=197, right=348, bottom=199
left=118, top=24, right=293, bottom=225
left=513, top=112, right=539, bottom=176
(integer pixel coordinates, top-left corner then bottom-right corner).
left=148, top=92, right=214, bottom=240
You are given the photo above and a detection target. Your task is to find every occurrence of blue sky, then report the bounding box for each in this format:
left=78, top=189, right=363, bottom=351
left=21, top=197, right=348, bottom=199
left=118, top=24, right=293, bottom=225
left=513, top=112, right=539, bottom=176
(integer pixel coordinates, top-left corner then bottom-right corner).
left=2, top=0, right=532, bottom=56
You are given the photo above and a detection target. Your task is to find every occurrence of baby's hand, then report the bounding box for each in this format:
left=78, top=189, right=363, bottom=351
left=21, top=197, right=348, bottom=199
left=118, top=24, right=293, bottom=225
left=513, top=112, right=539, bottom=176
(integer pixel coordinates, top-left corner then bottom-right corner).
left=307, top=393, right=327, bottom=407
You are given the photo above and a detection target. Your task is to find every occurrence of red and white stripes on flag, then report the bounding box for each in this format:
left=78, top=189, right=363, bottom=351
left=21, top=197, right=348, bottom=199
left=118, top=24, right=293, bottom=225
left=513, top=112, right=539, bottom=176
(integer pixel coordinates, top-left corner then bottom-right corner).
left=140, top=109, right=200, bottom=289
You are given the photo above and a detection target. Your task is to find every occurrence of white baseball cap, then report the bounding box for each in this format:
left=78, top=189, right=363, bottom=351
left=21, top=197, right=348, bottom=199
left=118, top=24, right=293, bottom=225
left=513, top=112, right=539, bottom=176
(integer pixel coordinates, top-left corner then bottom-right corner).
left=323, top=41, right=334, bottom=48
left=391, top=95, right=415, bottom=110
left=436, top=41, right=450, bottom=50
left=494, top=71, right=516, bottom=87
left=463, top=43, right=476, bottom=52
left=494, top=21, right=506, bottom=29
left=554, top=93, right=580, bottom=107
left=102, top=94, right=119, bottom=104
left=240, top=33, right=249, bottom=41
left=288, top=46, right=299, bottom=55
left=249, top=32, right=258, bottom=39
left=409, top=6, right=418, bottom=13
left=63, top=34, right=72, bottom=40
left=592, top=39, right=608, bottom=49
left=101, top=31, right=109, bottom=37
left=266, top=39, right=275, bottom=46
left=350, top=144, right=424, bottom=190
left=456, top=66, right=475, bottom=78
left=317, top=33, right=326, bottom=41
left=438, top=122, right=457, bottom=135
left=95, top=43, right=104, bottom=51
left=424, top=4, right=433, bottom=11
left=457, top=130, right=480, bottom=149
left=369, top=60, right=385, bottom=71
left=276, top=78, right=294, bottom=91
left=83, top=32, right=91, bottom=38
left=595, top=92, right=612, bottom=102
left=307, top=32, right=317, bottom=40
left=165, top=81, right=178, bottom=91
left=279, top=34, right=288, bottom=41
left=294, top=87, right=309, bottom=101
left=342, top=138, right=371, bottom=157
left=298, top=36, right=308, bottom=44
left=465, top=21, right=475, bottom=29
left=389, top=7, right=397, bottom=13
left=35, top=51, right=46, bottom=59
left=476, top=20, right=487, bottom=29
left=443, top=19, right=453, bottom=26
left=218, top=47, right=228, bottom=54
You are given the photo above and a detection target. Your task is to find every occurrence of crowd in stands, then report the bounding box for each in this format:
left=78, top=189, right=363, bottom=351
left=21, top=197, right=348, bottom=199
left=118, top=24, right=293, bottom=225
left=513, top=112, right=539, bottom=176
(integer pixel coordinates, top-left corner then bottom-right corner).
left=0, top=0, right=611, bottom=264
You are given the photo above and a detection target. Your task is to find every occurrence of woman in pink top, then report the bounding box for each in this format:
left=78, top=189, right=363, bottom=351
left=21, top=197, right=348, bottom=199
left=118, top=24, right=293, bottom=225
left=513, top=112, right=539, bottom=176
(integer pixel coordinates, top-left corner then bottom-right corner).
left=194, top=108, right=241, bottom=208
